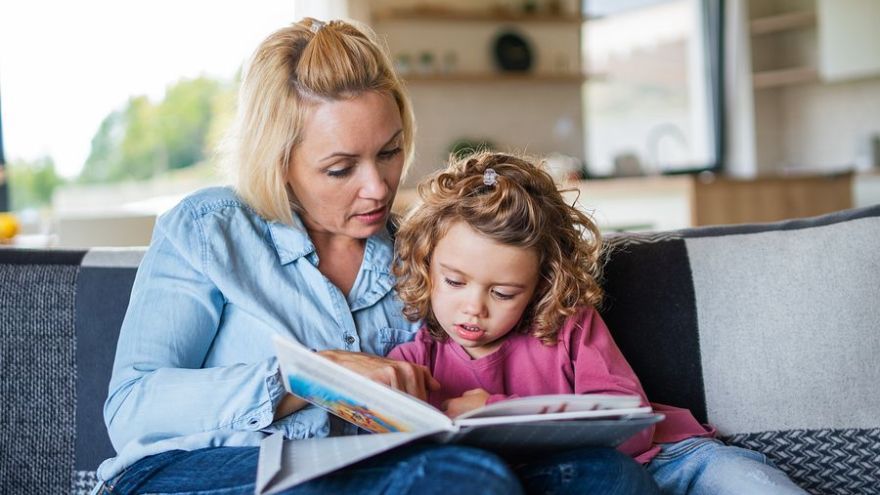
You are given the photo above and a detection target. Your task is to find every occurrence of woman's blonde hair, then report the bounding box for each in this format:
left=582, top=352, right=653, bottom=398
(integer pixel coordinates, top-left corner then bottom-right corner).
left=227, top=18, right=415, bottom=224
left=394, top=151, right=604, bottom=345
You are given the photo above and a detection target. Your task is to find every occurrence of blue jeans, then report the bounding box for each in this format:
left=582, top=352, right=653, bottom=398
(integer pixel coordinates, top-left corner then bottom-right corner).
left=98, top=444, right=659, bottom=495
left=646, top=437, right=807, bottom=495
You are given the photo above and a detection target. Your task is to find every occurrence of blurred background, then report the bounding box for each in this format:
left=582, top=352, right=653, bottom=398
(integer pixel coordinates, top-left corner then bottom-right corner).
left=1, top=0, right=878, bottom=248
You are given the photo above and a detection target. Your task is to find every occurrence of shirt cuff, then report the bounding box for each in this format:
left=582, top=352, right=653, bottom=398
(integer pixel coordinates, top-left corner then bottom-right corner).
left=261, top=406, right=332, bottom=439
left=232, top=358, right=286, bottom=431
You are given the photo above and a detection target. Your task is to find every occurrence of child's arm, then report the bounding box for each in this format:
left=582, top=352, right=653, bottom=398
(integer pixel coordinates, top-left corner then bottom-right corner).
left=566, top=308, right=649, bottom=400
left=566, top=307, right=656, bottom=456
left=386, top=329, right=431, bottom=366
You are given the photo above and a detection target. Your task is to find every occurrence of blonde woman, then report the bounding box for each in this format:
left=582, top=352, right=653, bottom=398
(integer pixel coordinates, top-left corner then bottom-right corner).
left=96, top=19, right=659, bottom=495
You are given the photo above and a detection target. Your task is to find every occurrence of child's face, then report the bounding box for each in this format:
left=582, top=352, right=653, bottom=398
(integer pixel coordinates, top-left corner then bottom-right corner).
left=429, top=221, right=540, bottom=359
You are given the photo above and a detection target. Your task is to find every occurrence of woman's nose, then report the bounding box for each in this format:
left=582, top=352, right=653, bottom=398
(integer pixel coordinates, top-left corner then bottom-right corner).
left=360, top=163, right=389, bottom=201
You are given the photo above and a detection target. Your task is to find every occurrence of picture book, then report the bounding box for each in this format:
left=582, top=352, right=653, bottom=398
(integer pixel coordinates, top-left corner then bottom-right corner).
left=256, top=335, right=664, bottom=494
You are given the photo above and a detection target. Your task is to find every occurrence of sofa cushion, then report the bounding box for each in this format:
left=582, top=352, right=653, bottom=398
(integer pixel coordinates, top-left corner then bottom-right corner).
left=601, top=204, right=880, bottom=495
left=0, top=248, right=144, bottom=495
left=74, top=249, right=144, bottom=492
left=0, top=249, right=86, bottom=494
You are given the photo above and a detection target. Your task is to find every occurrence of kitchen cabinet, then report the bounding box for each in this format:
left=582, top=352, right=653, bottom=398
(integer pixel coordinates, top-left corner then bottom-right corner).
left=748, top=0, right=818, bottom=90
left=817, top=0, right=880, bottom=82
left=739, top=0, right=880, bottom=177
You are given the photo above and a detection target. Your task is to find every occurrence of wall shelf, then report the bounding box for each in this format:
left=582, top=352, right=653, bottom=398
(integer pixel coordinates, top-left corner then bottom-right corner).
left=373, top=8, right=587, bottom=24
left=402, top=72, right=586, bottom=84
left=750, top=10, right=816, bottom=35
left=370, top=0, right=586, bottom=183
left=753, top=66, right=819, bottom=89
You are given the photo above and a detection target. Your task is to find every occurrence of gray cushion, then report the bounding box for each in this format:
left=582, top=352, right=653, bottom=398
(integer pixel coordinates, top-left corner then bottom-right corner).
left=0, top=250, right=84, bottom=494
left=601, top=205, right=880, bottom=494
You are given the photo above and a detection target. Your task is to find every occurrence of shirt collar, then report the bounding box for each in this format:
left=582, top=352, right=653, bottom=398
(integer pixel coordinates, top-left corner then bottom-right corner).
left=267, top=212, right=395, bottom=273
left=267, top=212, right=316, bottom=265
left=362, top=227, right=394, bottom=275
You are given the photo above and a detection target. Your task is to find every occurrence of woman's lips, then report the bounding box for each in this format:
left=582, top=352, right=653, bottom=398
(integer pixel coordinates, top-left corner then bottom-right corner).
left=353, top=206, right=387, bottom=224
left=455, top=324, right=484, bottom=341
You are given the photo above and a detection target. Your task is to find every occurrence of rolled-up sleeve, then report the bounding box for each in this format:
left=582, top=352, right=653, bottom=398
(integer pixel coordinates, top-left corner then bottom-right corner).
left=103, top=199, right=285, bottom=451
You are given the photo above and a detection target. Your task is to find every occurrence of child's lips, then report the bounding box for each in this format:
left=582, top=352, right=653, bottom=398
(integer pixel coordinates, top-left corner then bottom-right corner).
left=455, top=323, right=484, bottom=341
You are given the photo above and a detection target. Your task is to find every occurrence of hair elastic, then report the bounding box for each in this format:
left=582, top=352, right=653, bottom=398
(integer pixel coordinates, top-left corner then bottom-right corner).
left=310, top=20, right=326, bottom=34
left=483, top=168, right=498, bottom=187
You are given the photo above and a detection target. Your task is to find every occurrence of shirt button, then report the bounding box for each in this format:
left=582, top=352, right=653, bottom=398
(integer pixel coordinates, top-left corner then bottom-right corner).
left=344, top=335, right=356, bottom=345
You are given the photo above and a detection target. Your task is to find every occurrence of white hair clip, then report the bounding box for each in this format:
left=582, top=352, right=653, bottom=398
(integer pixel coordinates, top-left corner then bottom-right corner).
left=483, top=168, right=498, bottom=187
left=310, top=20, right=326, bottom=34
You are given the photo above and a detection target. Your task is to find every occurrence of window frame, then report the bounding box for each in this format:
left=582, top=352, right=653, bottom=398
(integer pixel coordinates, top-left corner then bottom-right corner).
left=583, top=0, right=725, bottom=176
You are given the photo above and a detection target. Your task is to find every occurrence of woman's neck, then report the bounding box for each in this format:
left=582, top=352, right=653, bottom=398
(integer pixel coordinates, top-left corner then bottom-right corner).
left=309, top=233, right=366, bottom=296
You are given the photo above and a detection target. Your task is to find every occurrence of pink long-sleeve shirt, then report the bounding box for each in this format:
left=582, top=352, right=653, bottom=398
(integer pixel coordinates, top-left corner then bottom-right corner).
left=387, top=307, right=713, bottom=464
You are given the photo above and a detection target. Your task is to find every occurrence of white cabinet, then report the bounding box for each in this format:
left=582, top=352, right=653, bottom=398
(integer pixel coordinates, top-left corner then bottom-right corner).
left=734, top=0, right=880, bottom=176
left=817, top=0, right=880, bottom=82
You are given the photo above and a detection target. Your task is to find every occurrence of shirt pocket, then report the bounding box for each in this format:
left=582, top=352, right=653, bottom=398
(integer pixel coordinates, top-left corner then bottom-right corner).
left=375, top=327, right=419, bottom=356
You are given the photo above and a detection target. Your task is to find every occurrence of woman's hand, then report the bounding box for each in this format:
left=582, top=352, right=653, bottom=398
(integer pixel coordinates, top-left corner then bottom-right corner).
left=318, top=350, right=440, bottom=402
left=441, top=388, right=490, bottom=418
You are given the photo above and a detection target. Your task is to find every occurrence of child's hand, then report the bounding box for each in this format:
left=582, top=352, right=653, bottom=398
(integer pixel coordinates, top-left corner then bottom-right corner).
left=441, top=388, right=490, bottom=418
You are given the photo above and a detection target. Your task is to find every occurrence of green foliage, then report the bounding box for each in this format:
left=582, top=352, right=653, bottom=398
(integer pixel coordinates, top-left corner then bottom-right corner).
left=7, top=156, right=65, bottom=210
left=79, top=76, right=237, bottom=183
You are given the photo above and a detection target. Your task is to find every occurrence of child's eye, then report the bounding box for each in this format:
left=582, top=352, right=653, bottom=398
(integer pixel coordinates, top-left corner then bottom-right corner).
left=492, top=290, right=515, bottom=300
left=444, top=278, right=464, bottom=288
left=378, top=147, right=402, bottom=160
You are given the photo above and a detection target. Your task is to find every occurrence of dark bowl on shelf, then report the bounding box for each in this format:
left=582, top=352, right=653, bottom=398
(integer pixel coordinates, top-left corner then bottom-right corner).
left=492, top=31, right=533, bottom=72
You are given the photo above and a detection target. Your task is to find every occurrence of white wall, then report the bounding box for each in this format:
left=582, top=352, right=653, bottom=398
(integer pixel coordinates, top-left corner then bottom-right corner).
left=405, top=83, right=583, bottom=185
left=779, top=77, right=880, bottom=171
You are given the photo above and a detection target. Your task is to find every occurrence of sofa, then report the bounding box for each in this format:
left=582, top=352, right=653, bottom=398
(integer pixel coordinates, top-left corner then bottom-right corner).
left=1, top=205, right=878, bottom=494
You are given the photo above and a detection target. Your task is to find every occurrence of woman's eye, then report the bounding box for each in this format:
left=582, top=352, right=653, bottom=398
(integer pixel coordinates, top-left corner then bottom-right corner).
left=326, top=167, right=352, bottom=178
left=379, top=147, right=402, bottom=160
left=444, top=278, right=464, bottom=288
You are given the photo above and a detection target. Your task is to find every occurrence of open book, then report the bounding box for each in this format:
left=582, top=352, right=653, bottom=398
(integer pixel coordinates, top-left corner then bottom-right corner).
left=256, top=335, right=664, bottom=494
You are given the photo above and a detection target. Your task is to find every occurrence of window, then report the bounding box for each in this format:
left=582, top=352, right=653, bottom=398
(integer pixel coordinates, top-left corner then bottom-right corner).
left=0, top=1, right=297, bottom=245
left=583, top=0, right=723, bottom=177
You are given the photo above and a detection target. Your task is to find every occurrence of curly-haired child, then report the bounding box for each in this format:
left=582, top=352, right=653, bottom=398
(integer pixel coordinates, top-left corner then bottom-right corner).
left=388, top=151, right=806, bottom=494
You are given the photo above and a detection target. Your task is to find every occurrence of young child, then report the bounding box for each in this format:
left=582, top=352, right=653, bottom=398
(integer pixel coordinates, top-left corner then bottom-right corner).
left=388, top=151, right=806, bottom=495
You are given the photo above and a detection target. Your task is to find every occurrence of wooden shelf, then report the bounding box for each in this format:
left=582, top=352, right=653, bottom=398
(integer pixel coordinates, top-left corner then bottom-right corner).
left=753, top=66, right=819, bottom=89
left=374, top=8, right=586, bottom=24
left=402, top=72, right=587, bottom=84
left=750, top=10, right=816, bottom=35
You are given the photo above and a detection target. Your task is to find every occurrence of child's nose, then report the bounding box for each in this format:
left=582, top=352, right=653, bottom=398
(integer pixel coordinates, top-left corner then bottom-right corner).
left=462, top=292, right=487, bottom=317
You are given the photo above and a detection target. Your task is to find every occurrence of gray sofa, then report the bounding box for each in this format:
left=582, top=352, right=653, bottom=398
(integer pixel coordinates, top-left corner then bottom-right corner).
left=1, top=205, right=878, bottom=494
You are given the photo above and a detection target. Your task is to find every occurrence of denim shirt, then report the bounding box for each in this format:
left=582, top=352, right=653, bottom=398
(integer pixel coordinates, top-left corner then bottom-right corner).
left=96, top=186, right=420, bottom=483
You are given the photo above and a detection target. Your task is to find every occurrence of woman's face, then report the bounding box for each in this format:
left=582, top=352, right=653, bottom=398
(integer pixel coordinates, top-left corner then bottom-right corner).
left=288, top=91, right=405, bottom=241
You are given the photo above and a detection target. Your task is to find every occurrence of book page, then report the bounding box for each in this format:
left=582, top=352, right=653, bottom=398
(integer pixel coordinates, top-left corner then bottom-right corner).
left=456, top=393, right=642, bottom=420
left=455, top=406, right=652, bottom=427
left=273, top=335, right=451, bottom=433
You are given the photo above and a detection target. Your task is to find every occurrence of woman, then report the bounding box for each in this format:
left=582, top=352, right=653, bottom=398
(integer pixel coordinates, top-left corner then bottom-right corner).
left=96, top=18, right=659, bottom=495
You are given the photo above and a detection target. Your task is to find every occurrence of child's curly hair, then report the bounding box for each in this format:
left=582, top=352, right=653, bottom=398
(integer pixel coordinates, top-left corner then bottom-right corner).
left=393, top=151, right=603, bottom=345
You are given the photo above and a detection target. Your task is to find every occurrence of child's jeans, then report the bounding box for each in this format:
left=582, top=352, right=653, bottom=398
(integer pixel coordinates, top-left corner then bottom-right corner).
left=646, top=437, right=807, bottom=495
